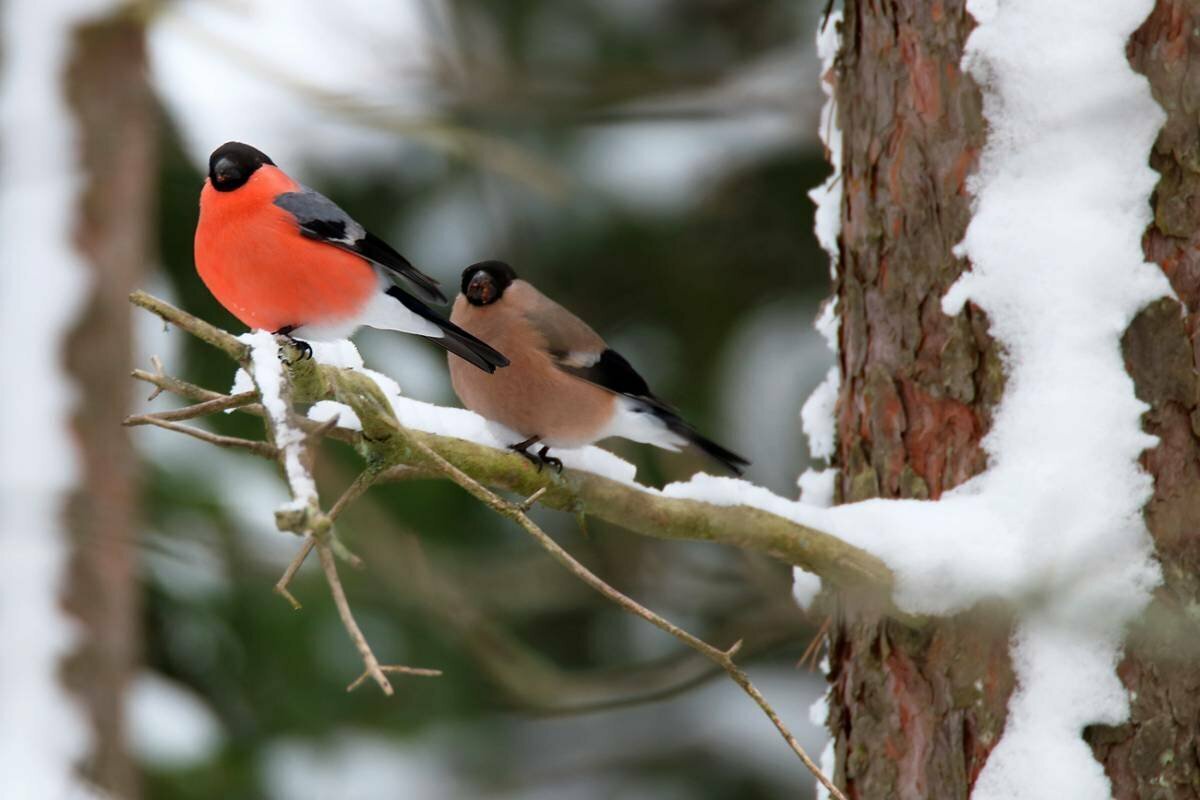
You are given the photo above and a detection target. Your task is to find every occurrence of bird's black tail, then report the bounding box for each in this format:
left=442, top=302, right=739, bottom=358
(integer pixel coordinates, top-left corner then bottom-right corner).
left=652, top=404, right=750, bottom=476
left=386, top=286, right=509, bottom=373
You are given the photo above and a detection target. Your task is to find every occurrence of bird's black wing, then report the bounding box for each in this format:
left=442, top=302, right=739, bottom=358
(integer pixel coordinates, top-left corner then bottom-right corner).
left=559, top=349, right=750, bottom=475
left=275, top=188, right=447, bottom=303
left=557, top=348, right=655, bottom=403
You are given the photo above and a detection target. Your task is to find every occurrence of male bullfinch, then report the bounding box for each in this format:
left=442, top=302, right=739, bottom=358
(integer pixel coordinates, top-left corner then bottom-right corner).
left=447, top=260, right=750, bottom=475
left=194, top=141, right=508, bottom=372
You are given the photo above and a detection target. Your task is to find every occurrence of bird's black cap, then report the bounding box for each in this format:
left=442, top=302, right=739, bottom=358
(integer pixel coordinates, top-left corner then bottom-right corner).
left=462, top=260, right=517, bottom=306
left=208, top=141, right=275, bottom=192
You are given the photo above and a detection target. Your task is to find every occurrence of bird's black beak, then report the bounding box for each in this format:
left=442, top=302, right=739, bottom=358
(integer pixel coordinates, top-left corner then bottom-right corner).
left=211, top=155, right=243, bottom=187
left=466, top=270, right=497, bottom=306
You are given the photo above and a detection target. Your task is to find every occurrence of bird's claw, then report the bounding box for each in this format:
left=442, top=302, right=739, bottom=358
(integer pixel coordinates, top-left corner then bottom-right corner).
left=537, top=447, right=563, bottom=474
left=510, top=444, right=542, bottom=470
left=276, top=334, right=313, bottom=365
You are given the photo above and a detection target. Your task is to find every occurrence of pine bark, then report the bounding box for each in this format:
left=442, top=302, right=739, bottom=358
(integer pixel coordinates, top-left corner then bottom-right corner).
left=1087, top=2, right=1200, bottom=796
left=825, top=2, right=1013, bottom=797
left=823, top=1, right=1200, bottom=798
left=60, top=14, right=157, bottom=797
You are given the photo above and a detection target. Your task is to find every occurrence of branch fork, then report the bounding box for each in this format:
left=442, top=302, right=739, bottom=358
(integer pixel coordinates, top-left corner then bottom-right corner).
left=126, top=291, right=849, bottom=796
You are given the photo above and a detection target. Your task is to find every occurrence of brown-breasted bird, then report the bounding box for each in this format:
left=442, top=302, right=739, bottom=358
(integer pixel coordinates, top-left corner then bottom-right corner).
left=447, top=260, right=749, bottom=474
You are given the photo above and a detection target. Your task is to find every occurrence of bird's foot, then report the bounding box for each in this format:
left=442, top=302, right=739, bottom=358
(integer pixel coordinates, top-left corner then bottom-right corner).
left=509, top=436, right=544, bottom=471
left=274, top=329, right=313, bottom=365
left=536, top=446, right=563, bottom=474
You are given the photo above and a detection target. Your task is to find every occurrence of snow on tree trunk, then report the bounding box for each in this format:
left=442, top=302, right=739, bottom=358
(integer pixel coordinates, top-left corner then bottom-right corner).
left=1088, top=2, right=1200, bottom=796
left=817, top=1, right=1180, bottom=798
left=0, top=2, right=147, bottom=797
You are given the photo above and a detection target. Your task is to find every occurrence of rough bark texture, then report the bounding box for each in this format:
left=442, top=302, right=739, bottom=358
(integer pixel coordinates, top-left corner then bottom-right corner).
left=823, top=2, right=1015, bottom=798
left=1086, top=3, right=1200, bottom=797
left=61, top=15, right=156, bottom=797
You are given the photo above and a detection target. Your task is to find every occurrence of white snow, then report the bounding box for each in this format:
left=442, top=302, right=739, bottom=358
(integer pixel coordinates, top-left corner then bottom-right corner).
left=808, top=15, right=844, bottom=282
left=126, top=672, right=223, bottom=767
left=799, top=366, right=838, bottom=463
left=792, top=468, right=836, bottom=609
left=0, top=0, right=118, bottom=796
left=667, top=2, right=1168, bottom=793
left=953, top=2, right=1169, bottom=797
left=793, top=13, right=844, bottom=624
left=808, top=689, right=835, bottom=800
left=262, top=731, right=463, bottom=800
left=815, top=739, right=836, bottom=800
left=308, top=400, right=363, bottom=432
left=368, top=366, right=641, bottom=484
left=791, top=570, right=822, bottom=611
left=277, top=338, right=641, bottom=483
left=241, top=332, right=319, bottom=510
left=797, top=468, right=836, bottom=509
left=798, top=11, right=844, bottom=468
left=159, top=1, right=1164, bottom=777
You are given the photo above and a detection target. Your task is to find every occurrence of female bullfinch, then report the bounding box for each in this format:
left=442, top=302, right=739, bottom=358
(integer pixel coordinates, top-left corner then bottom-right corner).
left=194, top=141, right=508, bottom=372
left=447, top=260, right=749, bottom=474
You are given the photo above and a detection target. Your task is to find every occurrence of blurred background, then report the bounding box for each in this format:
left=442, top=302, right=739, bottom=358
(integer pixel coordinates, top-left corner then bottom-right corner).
left=3, top=1, right=837, bottom=798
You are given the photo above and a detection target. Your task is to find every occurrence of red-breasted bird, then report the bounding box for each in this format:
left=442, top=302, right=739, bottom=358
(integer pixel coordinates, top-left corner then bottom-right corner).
left=194, top=141, right=508, bottom=372
left=447, top=260, right=749, bottom=474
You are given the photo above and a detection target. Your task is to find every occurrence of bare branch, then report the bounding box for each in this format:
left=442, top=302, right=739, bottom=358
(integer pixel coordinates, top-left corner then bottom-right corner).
left=346, top=664, right=442, bottom=693
left=129, top=292, right=893, bottom=603
left=274, top=538, right=314, bottom=611
left=315, top=537, right=394, bottom=695
left=122, top=414, right=277, bottom=458
left=134, top=390, right=259, bottom=422
left=404, top=436, right=846, bottom=798
left=130, top=289, right=248, bottom=361
left=125, top=293, right=865, bottom=786
left=132, top=369, right=361, bottom=446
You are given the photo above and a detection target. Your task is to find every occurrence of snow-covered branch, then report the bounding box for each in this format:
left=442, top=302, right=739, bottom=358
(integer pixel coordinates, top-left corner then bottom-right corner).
left=127, top=290, right=898, bottom=608
left=127, top=290, right=853, bottom=795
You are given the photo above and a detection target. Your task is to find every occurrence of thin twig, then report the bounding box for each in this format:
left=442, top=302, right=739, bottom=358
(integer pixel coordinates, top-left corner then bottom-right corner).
left=132, top=369, right=362, bottom=445
left=329, top=468, right=383, bottom=521
left=135, top=391, right=259, bottom=422
left=315, top=537, right=394, bottom=695
left=274, top=538, right=315, bottom=611
left=122, top=414, right=277, bottom=458
left=346, top=664, right=443, bottom=692
left=798, top=615, right=832, bottom=672
left=406, top=438, right=846, bottom=799
left=515, top=486, right=547, bottom=512
left=126, top=296, right=896, bottom=599
left=145, top=355, right=166, bottom=401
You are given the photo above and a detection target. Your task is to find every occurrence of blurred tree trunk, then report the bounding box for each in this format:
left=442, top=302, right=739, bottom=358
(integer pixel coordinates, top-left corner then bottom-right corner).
left=60, top=12, right=156, bottom=797
left=820, top=1, right=1198, bottom=797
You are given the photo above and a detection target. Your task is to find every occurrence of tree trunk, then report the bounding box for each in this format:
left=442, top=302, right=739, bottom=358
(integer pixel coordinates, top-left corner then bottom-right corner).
left=1086, top=2, right=1200, bottom=797
left=822, top=3, right=1015, bottom=798
left=60, top=13, right=156, bottom=797
left=818, top=1, right=1200, bottom=797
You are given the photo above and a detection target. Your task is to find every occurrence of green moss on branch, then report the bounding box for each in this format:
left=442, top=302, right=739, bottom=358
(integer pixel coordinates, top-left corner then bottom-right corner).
left=129, top=292, right=899, bottom=607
